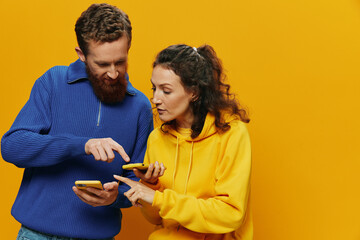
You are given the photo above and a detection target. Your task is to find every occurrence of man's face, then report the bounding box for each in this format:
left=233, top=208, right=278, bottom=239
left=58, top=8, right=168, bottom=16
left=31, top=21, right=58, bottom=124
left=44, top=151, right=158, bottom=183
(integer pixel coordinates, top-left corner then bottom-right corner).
left=77, top=35, right=129, bottom=104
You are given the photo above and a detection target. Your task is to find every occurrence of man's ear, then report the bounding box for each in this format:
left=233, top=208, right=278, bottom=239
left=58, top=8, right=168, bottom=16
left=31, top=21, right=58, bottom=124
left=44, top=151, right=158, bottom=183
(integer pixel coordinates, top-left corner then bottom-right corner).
left=75, top=47, right=86, bottom=62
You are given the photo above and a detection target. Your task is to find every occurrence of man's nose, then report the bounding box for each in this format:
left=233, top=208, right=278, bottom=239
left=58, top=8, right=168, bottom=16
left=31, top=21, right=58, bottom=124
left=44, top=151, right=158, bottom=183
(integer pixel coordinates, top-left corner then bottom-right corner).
left=107, top=65, right=119, bottom=79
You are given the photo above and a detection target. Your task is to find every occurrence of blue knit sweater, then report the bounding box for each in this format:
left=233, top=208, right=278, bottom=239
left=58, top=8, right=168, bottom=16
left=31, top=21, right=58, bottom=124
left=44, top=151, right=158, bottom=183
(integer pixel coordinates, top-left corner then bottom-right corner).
left=1, top=59, right=153, bottom=239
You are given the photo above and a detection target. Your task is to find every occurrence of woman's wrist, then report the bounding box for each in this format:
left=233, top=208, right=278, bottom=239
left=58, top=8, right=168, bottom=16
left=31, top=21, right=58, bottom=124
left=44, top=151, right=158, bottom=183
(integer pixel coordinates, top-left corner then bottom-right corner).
left=140, top=179, right=161, bottom=190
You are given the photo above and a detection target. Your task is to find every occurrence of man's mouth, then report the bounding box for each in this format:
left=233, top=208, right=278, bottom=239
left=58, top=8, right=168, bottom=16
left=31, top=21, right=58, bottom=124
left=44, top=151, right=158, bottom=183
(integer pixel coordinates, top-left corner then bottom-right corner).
left=104, top=78, right=118, bottom=85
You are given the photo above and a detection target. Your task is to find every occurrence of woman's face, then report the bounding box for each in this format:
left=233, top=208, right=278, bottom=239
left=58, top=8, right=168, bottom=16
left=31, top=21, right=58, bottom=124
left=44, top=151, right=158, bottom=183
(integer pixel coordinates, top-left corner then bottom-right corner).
left=151, top=65, right=195, bottom=128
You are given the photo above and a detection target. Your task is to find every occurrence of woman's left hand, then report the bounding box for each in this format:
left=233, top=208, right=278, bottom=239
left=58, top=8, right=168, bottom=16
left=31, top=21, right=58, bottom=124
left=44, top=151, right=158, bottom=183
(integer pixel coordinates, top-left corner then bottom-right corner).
left=114, top=175, right=156, bottom=207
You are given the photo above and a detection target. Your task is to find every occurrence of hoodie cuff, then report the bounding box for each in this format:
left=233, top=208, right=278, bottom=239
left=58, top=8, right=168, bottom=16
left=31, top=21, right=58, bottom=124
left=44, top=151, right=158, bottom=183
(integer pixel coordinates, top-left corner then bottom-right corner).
left=152, top=190, right=164, bottom=208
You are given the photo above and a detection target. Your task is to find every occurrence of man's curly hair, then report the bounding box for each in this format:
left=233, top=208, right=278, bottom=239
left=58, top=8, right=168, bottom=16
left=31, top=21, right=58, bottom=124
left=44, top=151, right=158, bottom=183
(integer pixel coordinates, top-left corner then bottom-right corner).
left=75, top=3, right=132, bottom=56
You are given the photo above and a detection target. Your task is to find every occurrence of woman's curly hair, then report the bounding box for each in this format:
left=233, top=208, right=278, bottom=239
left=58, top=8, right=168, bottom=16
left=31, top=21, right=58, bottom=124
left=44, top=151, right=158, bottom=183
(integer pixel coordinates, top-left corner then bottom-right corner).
left=153, top=44, right=250, bottom=138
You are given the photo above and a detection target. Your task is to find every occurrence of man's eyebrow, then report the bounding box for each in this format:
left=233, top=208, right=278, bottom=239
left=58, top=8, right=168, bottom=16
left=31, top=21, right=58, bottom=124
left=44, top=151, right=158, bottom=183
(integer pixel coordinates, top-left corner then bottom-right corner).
left=94, top=60, right=109, bottom=65
left=94, top=58, right=127, bottom=65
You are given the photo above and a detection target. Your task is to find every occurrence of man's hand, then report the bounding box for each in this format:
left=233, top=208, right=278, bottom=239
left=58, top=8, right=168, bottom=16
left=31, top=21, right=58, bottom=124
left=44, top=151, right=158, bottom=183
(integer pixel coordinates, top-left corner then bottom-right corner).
left=72, top=181, right=119, bottom=207
left=85, top=138, right=130, bottom=163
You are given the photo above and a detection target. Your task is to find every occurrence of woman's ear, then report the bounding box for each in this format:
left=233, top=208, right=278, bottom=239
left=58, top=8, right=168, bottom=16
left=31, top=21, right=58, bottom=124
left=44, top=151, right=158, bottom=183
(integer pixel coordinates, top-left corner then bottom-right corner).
left=75, top=47, right=86, bottom=62
left=191, top=92, right=199, bottom=102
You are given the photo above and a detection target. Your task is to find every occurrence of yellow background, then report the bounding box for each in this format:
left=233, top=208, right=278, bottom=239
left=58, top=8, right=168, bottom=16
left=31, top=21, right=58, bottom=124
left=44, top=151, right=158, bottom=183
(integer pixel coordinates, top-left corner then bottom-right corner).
left=1, top=0, right=360, bottom=239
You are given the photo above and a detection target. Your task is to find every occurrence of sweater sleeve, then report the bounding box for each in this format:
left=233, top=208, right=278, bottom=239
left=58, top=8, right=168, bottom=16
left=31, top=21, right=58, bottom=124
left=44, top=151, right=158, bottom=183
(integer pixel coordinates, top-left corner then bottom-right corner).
left=1, top=72, right=88, bottom=168
left=152, top=124, right=252, bottom=234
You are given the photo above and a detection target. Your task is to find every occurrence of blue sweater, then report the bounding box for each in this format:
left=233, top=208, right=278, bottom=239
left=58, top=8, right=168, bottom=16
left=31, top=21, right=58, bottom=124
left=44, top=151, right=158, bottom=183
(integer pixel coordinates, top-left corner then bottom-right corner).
left=1, top=59, right=153, bottom=239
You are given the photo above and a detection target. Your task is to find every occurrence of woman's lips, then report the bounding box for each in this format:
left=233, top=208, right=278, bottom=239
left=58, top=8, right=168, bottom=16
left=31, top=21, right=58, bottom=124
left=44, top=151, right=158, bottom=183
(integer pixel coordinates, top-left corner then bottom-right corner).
left=157, top=108, right=166, bottom=114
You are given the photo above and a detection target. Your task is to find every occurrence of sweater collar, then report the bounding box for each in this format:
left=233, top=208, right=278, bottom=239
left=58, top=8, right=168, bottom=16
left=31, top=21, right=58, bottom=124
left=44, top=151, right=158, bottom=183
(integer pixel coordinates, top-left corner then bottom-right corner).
left=66, top=59, right=136, bottom=95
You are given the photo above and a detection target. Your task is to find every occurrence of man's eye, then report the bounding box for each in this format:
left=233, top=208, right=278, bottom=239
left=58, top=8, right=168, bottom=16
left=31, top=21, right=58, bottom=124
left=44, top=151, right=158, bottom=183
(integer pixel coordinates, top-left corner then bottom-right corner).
left=163, top=91, right=171, bottom=94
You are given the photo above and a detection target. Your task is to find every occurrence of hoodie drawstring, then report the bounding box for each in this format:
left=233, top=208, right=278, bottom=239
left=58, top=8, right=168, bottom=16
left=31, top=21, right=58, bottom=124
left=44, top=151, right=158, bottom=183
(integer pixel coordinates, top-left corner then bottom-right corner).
left=174, top=139, right=194, bottom=232
left=184, top=142, right=194, bottom=194
left=172, top=136, right=179, bottom=190
left=172, top=136, right=194, bottom=195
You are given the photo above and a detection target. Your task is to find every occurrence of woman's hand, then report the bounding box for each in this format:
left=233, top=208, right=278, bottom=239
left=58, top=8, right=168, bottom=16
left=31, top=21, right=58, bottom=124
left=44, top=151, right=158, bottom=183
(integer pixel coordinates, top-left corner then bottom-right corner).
left=114, top=175, right=156, bottom=206
left=133, top=161, right=166, bottom=184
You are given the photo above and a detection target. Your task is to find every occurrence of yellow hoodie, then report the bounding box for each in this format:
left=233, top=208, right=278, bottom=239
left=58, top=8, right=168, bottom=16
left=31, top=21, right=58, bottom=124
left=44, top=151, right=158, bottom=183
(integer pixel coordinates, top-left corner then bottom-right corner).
left=141, top=113, right=252, bottom=240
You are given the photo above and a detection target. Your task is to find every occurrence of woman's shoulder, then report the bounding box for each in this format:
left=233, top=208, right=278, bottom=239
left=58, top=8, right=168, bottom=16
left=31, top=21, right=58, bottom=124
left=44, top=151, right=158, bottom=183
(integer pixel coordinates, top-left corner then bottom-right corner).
left=222, top=113, right=248, bottom=130
left=148, top=126, right=167, bottom=140
left=222, top=115, right=250, bottom=140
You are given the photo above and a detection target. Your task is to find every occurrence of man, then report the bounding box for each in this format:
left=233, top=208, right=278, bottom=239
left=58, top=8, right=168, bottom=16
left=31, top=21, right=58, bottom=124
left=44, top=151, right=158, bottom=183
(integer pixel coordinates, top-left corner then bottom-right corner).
left=1, top=3, right=153, bottom=240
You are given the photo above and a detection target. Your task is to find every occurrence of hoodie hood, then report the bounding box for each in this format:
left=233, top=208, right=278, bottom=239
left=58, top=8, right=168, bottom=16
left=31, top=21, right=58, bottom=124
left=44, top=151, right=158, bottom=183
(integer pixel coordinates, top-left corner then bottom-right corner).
left=163, top=113, right=211, bottom=142
left=163, top=112, right=239, bottom=142
left=160, top=112, right=239, bottom=194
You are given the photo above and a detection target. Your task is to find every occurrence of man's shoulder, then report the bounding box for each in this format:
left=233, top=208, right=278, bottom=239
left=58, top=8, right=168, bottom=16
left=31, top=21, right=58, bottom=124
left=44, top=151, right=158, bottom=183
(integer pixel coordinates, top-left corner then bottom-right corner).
left=35, top=65, right=69, bottom=87
left=39, top=60, right=85, bottom=85
left=128, top=92, right=152, bottom=117
left=126, top=84, right=151, bottom=107
left=47, top=64, right=69, bottom=73
left=41, top=65, right=69, bottom=80
left=132, top=88, right=150, bottom=103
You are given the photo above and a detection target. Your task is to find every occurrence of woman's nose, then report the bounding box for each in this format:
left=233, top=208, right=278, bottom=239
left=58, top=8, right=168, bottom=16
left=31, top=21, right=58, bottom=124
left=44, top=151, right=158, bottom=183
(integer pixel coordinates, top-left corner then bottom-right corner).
left=152, top=93, right=161, bottom=104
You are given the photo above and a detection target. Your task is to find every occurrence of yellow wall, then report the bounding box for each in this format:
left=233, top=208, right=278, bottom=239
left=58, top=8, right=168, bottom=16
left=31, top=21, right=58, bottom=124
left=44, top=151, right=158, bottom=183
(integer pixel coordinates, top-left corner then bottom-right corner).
left=1, top=0, right=359, bottom=239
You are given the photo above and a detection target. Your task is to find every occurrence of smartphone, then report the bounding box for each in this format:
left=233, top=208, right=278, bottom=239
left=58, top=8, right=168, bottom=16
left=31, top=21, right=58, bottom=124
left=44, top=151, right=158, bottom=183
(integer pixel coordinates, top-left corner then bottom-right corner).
left=75, top=180, right=103, bottom=190
left=122, top=163, right=149, bottom=171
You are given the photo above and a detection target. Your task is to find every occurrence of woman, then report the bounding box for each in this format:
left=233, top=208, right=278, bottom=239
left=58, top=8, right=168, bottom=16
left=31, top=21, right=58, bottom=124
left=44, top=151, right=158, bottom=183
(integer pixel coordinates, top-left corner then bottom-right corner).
left=115, top=44, right=252, bottom=240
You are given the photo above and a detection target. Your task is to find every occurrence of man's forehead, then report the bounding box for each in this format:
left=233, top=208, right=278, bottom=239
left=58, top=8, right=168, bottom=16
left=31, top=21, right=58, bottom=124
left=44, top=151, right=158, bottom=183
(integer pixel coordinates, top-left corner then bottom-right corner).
left=86, top=37, right=129, bottom=61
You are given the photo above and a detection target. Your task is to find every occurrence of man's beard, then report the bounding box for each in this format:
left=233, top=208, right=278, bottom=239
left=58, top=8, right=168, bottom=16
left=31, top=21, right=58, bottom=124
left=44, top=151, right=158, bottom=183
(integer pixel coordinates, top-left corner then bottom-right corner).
left=86, top=64, right=128, bottom=104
